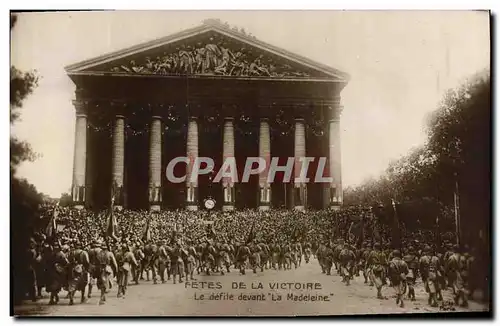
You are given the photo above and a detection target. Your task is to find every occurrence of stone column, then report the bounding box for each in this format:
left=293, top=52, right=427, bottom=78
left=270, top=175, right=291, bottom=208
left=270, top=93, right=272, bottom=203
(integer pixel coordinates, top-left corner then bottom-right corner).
left=294, top=118, right=307, bottom=211
left=149, top=116, right=162, bottom=211
left=186, top=117, right=199, bottom=211
left=222, top=117, right=235, bottom=211
left=258, top=118, right=271, bottom=210
left=112, top=115, right=125, bottom=209
left=72, top=100, right=87, bottom=209
left=329, top=104, right=343, bottom=209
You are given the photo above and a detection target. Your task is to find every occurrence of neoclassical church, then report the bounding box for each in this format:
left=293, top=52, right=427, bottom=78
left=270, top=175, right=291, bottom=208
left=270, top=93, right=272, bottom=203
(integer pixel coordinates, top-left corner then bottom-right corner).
left=65, top=19, right=349, bottom=211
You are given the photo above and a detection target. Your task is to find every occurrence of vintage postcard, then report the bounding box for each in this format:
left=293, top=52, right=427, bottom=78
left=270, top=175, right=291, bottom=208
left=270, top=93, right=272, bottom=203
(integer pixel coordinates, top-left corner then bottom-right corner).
left=10, top=10, right=491, bottom=317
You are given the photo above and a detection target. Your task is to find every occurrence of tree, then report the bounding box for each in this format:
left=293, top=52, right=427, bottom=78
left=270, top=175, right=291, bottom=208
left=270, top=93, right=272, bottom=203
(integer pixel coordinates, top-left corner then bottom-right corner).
left=344, top=69, right=491, bottom=246
left=10, top=13, right=43, bottom=304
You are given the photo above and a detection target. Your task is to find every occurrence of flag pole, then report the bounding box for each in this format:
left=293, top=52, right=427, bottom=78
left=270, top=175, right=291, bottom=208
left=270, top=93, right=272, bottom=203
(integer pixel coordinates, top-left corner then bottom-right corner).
left=453, top=175, right=461, bottom=247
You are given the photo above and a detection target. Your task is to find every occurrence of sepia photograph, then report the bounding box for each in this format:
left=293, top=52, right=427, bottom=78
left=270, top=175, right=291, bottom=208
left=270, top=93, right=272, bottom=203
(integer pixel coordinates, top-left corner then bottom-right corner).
left=10, top=10, right=491, bottom=317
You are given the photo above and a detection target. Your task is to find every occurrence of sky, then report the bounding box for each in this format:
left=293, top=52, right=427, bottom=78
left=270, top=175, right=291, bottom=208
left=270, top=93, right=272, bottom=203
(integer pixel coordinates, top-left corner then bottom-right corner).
left=10, top=10, right=490, bottom=198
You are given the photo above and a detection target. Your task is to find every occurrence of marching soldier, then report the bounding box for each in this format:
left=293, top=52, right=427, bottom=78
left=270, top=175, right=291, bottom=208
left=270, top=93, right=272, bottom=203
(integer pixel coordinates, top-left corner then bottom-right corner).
left=157, top=240, right=169, bottom=283
left=419, top=245, right=442, bottom=307
left=91, top=240, right=117, bottom=305
left=323, top=243, right=334, bottom=276
left=250, top=243, right=262, bottom=273
left=219, top=241, right=232, bottom=275
left=132, top=241, right=145, bottom=285
left=67, top=240, right=90, bottom=305
left=447, top=245, right=468, bottom=307
left=388, top=250, right=409, bottom=308
left=339, top=243, right=356, bottom=286
left=367, top=242, right=387, bottom=299
left=362, top=243, right=373, bottom=285
left=236, top=242, right=251, bottom=275
left=46, top=242, right=69, bottom=305
left=303, top=242, right=312, bottom=264
left=170, top=241, right=185, bottom=284
left=258, top=241, right=270, bottom=270
left=403, top=246, right=418, bottom=301
left=115, top=243, right=138, bottom=298
left=183, top=242, right=197, bottom=281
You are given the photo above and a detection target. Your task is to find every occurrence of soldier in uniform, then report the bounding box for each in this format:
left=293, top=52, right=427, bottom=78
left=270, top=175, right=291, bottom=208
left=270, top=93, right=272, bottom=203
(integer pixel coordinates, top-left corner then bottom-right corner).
left=323, top=243, right=334, bottom=276
left=249, top=242, right=261, bottom=273
left=333, top=239, right=344, bottom=275
left=362, top=243, right=373, bottom=285
left=447, top=245, right=468, bottom=307
left=115, top=243, right=138, bottom=298
left=157, top=240, right=169, bottom=283
left=339, top=243, right=356, bottom=286
left=183, top=242, right=197, bottom=281
left=46, top=242, right=69, bottom=305
left=91, top=240, right=117, bottom=305
left=104, top=242, right=118, bottom=292
left=132, top=241, right=145, bottom=285
left=236, top=242, right=251, bottom=275
left=419, top=245, right=442, bottom=307
left=25, top=240, right=38, bottom=302
left=293, top=241, right=303, bottom=267
left=303, top=242, right=312, bottom=264
left=388, top=250, right=409, bottom=308
left=271, top=242, right=281, bottom=270
left=403, top=246, right=418, bottom=301
left=87, top=240, right=100, bottom=299
left=202, top=240, right=217, bottom=275
left=282, top=243, right=292, bottom=270
left=142, top=240, right=157, bottom=282
left=67, top=240, right=90, bottom=305
left=258, top=241, right=270, bottom=270
left=170, top=242, right=185, bottom=284
left=219, top=241, right=232, bottom=275
left=367, top=242, right=387, bottom=299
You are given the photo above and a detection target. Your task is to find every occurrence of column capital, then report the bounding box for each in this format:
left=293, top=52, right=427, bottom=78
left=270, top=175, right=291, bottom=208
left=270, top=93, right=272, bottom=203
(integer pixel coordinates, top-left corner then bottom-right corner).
left=72, top=100, right=87, bottom=115
left=224, top=116, right=235, bottom=121
left=328, top=105, right=343, bottom=122
left=151, top=115, right=163, bottom=120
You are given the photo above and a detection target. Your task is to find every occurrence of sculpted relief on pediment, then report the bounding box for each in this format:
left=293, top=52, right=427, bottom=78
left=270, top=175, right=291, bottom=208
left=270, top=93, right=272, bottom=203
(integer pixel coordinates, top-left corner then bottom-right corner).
left=110, top=42, right=313, bottom=78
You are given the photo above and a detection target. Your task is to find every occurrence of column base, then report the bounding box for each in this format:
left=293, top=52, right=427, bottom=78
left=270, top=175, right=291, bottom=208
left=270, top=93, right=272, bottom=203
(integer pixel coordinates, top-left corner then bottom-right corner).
left=258, top=205, right=270, bottom=211
left=186, top=205, right=198, bottom=211
left=73, top=205, right=84, bottom=210
left=329, top=204, right=341, bottom=211
left=294, top=205, right=306, bottom=211
left=222, top=205, right=234, bottom=211
left=150, top=205, right=161, bottom=212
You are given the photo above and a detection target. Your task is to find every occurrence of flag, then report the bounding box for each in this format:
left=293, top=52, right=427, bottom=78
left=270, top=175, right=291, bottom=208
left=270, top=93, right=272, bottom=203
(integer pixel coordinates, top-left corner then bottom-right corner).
left=143, top=213, right=152, bottom=242
left=391, top=199, right=402, bottom=250
left=206, top=222, right=217, bottom=240
left=435, top=216, right=442, bottom=253
left=106, top=195, right=119, bottom=241
left=245, top=220, right=256, bottom=244
left=45, top=202, right=59, bottom=239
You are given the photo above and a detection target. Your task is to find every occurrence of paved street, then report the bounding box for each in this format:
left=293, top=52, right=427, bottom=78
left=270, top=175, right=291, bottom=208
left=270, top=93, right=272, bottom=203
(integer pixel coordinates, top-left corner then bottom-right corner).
left=14, top=259, right=489, bottom=316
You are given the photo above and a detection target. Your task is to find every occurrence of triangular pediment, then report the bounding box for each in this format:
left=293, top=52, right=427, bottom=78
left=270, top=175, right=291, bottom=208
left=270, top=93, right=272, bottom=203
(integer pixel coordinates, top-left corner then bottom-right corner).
left=65, top=20, right=349, bottom=81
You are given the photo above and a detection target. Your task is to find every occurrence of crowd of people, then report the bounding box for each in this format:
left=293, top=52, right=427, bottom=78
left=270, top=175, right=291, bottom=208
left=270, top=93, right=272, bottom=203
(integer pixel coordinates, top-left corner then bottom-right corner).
left=18, top=204, right=488, bottom=311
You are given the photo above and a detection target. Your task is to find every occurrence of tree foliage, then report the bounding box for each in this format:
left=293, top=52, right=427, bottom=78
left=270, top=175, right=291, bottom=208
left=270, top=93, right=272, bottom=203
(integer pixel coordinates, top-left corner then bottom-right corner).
left=10, top=13, right=44, bottom=304
left=344, top=69, right=491, bottom=247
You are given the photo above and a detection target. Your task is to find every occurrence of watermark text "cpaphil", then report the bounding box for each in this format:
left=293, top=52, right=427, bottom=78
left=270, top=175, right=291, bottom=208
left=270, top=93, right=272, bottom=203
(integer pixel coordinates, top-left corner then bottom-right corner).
left=165, top=157, right=333, bottom=183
